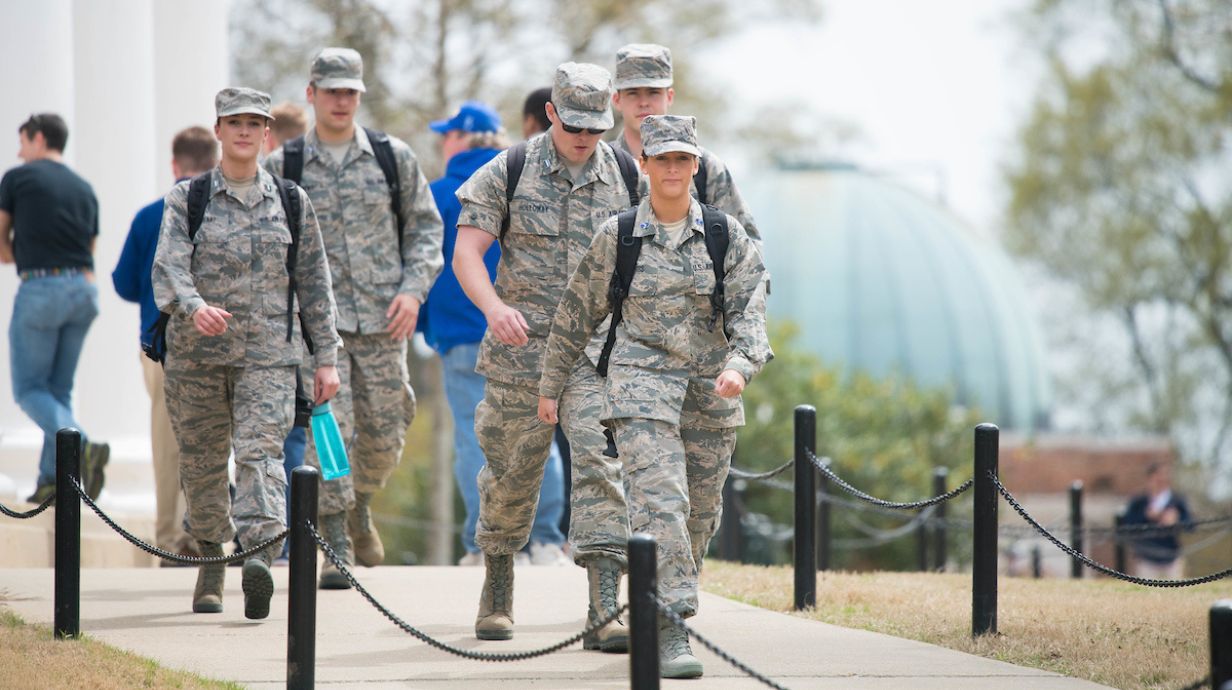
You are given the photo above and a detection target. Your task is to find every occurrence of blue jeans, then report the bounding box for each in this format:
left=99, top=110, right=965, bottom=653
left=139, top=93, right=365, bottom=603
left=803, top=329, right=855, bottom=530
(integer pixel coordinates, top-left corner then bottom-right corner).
left=9, top=275, right=99, bottom=486
left=442, top=342, right=565, bottom=554
left=280, top=425, right=307, bottom=557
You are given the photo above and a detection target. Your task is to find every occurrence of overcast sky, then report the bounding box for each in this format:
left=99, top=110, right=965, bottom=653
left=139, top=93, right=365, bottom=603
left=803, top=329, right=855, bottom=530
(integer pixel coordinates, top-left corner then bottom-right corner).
left=702, top=0, right=1033, bottom=234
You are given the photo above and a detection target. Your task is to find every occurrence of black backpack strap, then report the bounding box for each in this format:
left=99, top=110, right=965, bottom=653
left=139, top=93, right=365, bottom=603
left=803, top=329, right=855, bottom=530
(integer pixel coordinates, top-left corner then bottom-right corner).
left=701, top=204, right=730, bottom=332
left=274, top=176, right=304, bottom=346
left=611, top=147, right=641, bottom=207
left=363, top=128, right=404, bottom=253
left=501, top=141, right=528, bottom=240
left=186, top=172, right=212, bottom=243
left=597, top=209, right=643, bottom=377
left=693, top=158, right=709, bottom=205
left=282, top=136, right=305, bottom=185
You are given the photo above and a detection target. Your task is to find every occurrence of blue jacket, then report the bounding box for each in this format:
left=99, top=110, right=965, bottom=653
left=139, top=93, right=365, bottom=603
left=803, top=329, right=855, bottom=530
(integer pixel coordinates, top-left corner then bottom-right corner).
left=421, top=148, right=501, bottom=354
left=112, top=195, right=167, bottom=346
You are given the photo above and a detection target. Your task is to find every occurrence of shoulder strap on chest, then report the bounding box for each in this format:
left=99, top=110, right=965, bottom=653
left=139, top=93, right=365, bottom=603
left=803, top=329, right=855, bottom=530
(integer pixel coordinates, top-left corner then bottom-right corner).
left=186, top=172, right=213, bottom=242
left=693, top=158, right=709, bottom=205
left=273, top=176, right=308, bottom=348
left=701, top=204, right=730, bottom=332
left=282, top=136, right=305, bottom=185
left=611, top=147, right=641, bottom=207
left=597, top=208, right=643, bottom=377
left=363, top=127, right=404, bottom=252
left=501, top=141, right=528, bottom=240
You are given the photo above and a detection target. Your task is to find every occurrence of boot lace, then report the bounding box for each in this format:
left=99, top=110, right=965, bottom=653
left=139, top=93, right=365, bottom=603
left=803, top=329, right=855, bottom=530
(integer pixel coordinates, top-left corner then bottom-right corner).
left=488, top=555, right=512, bottom=612
left=660, top=623, right=692, bottom=659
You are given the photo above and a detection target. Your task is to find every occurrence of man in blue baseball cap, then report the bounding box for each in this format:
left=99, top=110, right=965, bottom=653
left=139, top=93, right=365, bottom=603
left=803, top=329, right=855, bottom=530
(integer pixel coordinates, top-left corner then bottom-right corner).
left=423, top=101, right=571, bottom=569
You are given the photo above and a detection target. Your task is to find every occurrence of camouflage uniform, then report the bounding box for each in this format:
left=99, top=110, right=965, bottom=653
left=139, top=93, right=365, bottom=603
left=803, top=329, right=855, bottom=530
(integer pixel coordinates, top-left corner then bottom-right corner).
left=263, top=49, right=443, bottom=521
left=153, top=98, right=340, bottom=551
left=540, top=116, right=772, bottom=616
left=456, top=64, right=632, bottom=563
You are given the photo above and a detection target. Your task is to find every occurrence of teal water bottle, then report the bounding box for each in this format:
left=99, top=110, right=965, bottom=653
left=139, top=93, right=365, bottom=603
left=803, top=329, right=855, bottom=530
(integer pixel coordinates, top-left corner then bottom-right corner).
left=311, top=402, right=350, bottom=480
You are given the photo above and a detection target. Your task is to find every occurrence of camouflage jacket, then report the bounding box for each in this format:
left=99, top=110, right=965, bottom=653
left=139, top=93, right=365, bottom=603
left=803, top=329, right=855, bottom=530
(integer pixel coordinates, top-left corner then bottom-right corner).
left=613, top=132, right=761, bottom=242
left=539, top=198, right=772, bottom=426
left=152, top=167, right=341, bottom=368
left=455, top=132, right=636, bottom=386
left=264, top=126, right=443, bottom=335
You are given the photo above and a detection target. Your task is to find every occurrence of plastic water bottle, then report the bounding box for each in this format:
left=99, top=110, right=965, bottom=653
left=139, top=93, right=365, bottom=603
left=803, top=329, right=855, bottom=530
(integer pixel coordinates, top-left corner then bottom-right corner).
left=311, top=402, right=350, bottom=480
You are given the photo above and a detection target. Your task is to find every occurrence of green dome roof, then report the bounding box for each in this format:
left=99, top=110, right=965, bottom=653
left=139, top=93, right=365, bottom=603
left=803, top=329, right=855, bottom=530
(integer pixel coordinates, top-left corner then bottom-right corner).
left=746, top=163, right=1052, bottom=431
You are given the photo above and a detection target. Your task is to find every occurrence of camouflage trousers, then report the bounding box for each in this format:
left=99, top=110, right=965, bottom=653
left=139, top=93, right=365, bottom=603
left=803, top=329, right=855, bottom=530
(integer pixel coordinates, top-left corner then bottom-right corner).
left=303, top=332, right=416, bottom=516
left=559, top=360, right=628, bottom=567
left=609, top=417, right=735, bottom=617
left=474, top=358, right=604, bottom=555
left=163, top=361, right=294, bottom=548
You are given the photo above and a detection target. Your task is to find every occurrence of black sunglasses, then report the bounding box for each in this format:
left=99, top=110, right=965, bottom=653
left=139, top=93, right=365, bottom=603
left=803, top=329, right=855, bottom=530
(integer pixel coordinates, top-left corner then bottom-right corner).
left=559, top=122, right=605, bottom=135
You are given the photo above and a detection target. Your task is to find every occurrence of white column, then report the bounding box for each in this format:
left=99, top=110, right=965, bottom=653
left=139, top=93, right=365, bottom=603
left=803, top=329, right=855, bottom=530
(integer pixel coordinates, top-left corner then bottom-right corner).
left=69, top=0, right=158, bottom=445
left=152, top=1, right=231, bottom=191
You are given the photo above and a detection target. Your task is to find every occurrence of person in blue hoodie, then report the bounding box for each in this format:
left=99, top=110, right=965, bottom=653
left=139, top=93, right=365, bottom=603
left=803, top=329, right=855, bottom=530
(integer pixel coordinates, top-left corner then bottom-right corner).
left=424, top=101, right=569, bottom=566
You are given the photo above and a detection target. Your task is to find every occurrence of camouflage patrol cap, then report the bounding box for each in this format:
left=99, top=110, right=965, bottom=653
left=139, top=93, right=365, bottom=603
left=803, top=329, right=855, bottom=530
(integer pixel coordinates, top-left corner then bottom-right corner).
left=215, top=87, right=273, bottom=119
left=614, top=44, right=673, bottom=90
left=552, top=62, right=615, bottom=130
left=640, top=114, right=700, bottom=158
left=311, top=47, right=367, bottom=93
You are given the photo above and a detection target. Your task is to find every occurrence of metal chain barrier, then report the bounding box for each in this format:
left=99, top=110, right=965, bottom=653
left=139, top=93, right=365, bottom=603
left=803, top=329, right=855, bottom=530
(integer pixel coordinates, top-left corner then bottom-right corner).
left=308, top=521, right=625, bottom=662
left=656, top=600, right=791, bottom=690
left=729, top=459, right=796, bottom=482
left=70, top=478, right=286, bottom=565
left=991, top=473, right=1232, bottom=587
left=0, top=493, right=55, bottom=519
left=808, top=452, right=973, bottom=509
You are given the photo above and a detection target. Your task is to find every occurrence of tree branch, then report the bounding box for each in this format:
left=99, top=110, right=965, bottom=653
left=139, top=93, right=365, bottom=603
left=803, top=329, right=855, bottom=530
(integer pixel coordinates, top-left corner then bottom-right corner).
left=1156, top=0, right=1222, bottom=93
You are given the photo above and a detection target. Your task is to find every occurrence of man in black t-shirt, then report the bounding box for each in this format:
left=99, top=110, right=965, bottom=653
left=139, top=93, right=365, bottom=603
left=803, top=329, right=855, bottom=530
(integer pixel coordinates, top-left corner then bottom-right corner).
left=0, top=113, right=109, bottom=504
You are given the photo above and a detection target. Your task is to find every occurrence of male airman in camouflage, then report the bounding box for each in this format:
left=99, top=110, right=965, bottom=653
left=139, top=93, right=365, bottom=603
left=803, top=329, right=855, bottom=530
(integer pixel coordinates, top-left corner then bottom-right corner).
left=153, top=87, right=342, bottom=620
left=453, top=62, right=637, bottom=647
left=264, top=48, right=444, bottom=588
left=611, top=44, right=761, bottom=243
left=539, top=115, right=772, bottom=678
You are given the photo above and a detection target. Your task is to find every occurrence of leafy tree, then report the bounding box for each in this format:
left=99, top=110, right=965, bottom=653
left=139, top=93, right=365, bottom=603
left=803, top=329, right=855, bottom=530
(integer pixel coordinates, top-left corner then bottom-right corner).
left=731, top=322, right=979, bottom=571
left=1005, top=0, right=1232, bottom=475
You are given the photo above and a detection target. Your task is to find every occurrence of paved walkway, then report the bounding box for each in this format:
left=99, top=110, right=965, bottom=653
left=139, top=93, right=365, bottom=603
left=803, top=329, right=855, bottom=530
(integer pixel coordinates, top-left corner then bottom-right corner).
left=0, top=564, right=1113, bottom=689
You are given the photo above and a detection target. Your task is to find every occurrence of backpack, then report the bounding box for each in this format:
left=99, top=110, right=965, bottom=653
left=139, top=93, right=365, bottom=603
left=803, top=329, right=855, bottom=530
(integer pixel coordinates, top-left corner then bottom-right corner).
left=143, top=173, right=314, bottom=426
left=282, top=127, right=403, bottom=252
left=500, top=141, right=641, bottom=238
left=595, top=205, right=730, bottom=378
left=692, top=159, right=709, bottom=205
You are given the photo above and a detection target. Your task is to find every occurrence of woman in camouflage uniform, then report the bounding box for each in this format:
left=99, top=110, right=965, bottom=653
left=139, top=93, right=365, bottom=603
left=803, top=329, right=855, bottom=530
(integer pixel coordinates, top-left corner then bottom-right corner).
left=537, top=114, right=771, bottom=679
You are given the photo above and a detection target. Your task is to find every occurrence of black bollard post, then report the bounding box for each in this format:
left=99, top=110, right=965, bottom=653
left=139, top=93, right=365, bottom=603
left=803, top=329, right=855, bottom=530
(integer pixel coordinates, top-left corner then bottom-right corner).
left=1213, top=600, right=1232, bottom=690
left=972, top=424, right=999, bottom=637
left=916, top=510, right=929, bottom=572
left=54, top=428, right=82, bottom=640
left=719, top=477, right=742, bottom=562
left=1113, top=509, right=1127, bottom=575
left=628, top=534, right=660, bottom=690
left=287, top=466, right=320, bottom=690
left=1069, top=481, right=1084, bottom=579
left=933, top=467, right=949, bottom=571
left=816, top=457, right=831, bottom=572
left=794, top=405, right=817, bottom=610
left=1031, top=544, right=1042, bottom=579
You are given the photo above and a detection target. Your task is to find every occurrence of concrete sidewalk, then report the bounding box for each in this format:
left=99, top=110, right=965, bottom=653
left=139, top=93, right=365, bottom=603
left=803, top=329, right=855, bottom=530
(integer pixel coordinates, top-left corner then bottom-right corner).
left=0, top=565, right=1113, bottom=689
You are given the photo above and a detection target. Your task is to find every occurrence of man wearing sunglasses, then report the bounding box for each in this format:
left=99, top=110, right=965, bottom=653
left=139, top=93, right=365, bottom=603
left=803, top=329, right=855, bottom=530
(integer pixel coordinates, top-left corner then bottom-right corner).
left=453, top=62, right=638, bottom=648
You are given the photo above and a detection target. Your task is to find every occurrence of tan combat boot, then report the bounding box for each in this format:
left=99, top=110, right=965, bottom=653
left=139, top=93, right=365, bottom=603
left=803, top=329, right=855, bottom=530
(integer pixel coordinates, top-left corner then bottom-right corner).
left=582, top=557, right=628, bottom=653
left=474, top=553, right=514, bottom=640
left=319, top=512, right=354, bottom=590
left=659, top=617, right=703, bottom=679
left=349, top=491, right=384, bottom=566
left=192, top=541, right=225, bottom=613
left=241, top=543, right=276, bottom=620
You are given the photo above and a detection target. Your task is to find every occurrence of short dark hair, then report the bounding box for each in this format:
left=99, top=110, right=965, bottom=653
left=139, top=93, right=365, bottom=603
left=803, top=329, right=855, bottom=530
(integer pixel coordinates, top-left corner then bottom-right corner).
left=172, top=126, right=218, bottom=174
left=522, top=87, right=552, bottom=134
left=19, top=113, right=68, bottom=152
